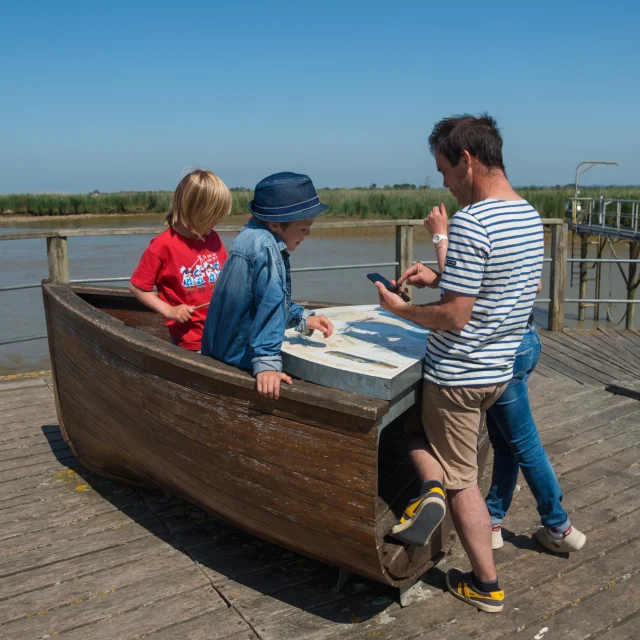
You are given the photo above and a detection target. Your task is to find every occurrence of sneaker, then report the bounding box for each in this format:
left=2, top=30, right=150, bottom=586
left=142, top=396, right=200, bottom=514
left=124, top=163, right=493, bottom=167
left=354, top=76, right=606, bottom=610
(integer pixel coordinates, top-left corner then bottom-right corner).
left=535, top=525, right=586, bottom=553
left=445, top=568, right=505, bottom=613
left=492, top=525, right=504, bottom=550
left=389, top=487, right=446, bottom=546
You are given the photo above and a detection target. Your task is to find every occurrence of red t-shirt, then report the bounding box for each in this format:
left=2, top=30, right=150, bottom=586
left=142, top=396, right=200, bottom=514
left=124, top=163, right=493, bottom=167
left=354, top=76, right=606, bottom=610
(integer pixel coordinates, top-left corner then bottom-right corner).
left=130, top=228, right=227, bottom=351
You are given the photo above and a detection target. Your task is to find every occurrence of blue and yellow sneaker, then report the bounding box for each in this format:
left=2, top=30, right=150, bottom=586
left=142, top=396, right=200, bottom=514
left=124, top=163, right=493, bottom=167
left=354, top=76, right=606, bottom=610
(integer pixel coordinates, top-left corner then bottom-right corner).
left=445, top=568, right=505, bottom=613
left=389, top=486, right=446, bottom=546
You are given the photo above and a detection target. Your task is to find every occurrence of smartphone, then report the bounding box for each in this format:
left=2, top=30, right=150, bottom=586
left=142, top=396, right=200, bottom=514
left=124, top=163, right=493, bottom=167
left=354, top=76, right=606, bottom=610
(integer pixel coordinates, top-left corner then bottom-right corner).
left=367, top=273, right=411, bottom=302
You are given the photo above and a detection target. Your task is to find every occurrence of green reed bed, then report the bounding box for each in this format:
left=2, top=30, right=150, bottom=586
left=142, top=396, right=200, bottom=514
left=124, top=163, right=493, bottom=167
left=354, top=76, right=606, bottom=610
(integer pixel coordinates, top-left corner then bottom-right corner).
left=0, top=192, right=172, bottom=216
left=1, top=187, right=639, bottom=219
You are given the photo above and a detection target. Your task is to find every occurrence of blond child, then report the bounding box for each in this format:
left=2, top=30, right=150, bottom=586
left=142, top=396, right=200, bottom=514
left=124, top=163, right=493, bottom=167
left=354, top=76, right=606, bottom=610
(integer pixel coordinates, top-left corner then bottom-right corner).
left=129, top=170, right=231, bottom=351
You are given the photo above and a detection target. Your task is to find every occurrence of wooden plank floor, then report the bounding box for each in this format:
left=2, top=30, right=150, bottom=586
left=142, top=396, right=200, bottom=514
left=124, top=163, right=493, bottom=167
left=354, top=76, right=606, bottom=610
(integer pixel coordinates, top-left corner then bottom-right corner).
left=1, top=330, right=639, bottom=640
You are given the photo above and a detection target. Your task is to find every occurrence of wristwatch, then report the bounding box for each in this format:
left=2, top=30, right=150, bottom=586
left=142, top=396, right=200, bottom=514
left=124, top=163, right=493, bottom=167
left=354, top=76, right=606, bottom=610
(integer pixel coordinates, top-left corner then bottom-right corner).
left=432, top=234, right=448, bottom=244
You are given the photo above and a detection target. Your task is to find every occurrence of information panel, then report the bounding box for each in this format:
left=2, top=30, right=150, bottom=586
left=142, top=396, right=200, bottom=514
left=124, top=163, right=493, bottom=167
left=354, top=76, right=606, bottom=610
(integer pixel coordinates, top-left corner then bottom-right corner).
left=282, top=305, right=428, bottom=400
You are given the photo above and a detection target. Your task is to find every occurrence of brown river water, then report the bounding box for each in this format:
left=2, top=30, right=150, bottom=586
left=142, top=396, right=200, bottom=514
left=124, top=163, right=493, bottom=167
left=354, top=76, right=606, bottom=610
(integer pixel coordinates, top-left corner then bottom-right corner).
left=0, top=214, right=635, bottom=375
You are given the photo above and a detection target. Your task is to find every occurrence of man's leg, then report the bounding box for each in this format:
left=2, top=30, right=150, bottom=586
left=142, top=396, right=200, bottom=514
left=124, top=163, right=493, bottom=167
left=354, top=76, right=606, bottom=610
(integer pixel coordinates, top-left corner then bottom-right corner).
left=428, top=383, right=506, bottom=613
left=408, top=432, right=444, bottom=484
left=389, top=396, right=447, bottom=546
left=449, top=484, right=496, bottom=581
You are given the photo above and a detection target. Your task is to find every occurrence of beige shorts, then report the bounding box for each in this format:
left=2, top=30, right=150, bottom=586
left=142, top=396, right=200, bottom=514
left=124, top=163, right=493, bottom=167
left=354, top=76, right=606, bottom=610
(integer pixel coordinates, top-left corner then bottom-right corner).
left=421, top=381, right=507, bottom=490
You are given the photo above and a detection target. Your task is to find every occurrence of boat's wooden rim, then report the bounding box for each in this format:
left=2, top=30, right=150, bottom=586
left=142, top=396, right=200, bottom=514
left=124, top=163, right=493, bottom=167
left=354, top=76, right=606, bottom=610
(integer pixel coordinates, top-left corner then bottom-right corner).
left=42, top=282, right=390, bottom=421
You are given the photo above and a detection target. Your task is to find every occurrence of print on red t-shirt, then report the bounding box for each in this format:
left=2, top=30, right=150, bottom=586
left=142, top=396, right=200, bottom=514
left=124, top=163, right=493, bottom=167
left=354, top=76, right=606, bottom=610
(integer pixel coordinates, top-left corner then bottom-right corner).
left=130, top=228, right=227, bottom=351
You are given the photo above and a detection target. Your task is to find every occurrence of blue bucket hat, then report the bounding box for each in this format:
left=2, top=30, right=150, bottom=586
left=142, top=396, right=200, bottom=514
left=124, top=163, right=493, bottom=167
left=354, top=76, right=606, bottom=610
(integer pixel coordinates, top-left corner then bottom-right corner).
left=248, top=172, right=329, bottom=222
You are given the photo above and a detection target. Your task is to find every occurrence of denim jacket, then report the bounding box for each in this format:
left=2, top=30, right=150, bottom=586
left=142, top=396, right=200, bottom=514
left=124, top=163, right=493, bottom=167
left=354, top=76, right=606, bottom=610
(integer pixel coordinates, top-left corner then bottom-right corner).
left=201, top=218, right=314, bottom=375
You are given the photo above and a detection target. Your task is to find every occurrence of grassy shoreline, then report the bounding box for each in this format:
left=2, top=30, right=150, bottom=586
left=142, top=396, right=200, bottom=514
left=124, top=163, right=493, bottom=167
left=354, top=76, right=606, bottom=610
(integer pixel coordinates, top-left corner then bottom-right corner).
left=1, top=186, right=639, bottom=220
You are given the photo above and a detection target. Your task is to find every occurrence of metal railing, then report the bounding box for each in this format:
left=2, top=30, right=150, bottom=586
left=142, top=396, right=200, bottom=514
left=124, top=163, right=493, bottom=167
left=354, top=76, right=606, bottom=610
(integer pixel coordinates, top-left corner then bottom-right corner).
left=565, top=197, right=640, bottom=326
left=567, top=197, right=640, bottom=239
left=1, top=217, right=635, bottom=348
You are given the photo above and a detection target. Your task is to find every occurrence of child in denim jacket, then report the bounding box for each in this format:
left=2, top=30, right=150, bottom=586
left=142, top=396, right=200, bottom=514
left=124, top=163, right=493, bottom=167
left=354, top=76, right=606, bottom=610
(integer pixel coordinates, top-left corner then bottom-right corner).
left=201, top=172, right=333, bottom=399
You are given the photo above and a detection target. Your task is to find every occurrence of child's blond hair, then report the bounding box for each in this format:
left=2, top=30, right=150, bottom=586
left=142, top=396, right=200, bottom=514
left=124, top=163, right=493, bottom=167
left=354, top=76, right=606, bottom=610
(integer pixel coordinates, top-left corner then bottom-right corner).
left=165, top=170, right=232, bottom=238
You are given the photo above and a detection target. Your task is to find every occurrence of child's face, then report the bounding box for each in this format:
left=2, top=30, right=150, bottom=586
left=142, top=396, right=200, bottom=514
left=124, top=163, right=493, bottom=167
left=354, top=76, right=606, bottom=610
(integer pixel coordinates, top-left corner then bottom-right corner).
left=271, top=219, right=314, bottom=252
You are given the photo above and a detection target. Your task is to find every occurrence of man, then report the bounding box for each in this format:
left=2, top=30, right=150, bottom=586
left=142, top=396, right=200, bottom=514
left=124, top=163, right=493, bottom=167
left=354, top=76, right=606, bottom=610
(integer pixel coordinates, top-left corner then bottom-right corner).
left=376, top=114, right=544, bottom=613
left=425, top=205, right=586, bottom=555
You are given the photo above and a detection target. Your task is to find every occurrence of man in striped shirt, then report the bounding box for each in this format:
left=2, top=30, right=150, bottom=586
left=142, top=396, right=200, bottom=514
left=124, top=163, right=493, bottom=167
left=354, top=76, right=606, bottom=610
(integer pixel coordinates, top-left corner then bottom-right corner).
left=375, top=114, right=543, bottom=613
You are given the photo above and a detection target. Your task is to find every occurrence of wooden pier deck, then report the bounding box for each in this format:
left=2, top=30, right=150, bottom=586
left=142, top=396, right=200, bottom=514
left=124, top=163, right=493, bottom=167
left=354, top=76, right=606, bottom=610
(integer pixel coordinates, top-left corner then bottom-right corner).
left=1, top=328, right=639, bottom=640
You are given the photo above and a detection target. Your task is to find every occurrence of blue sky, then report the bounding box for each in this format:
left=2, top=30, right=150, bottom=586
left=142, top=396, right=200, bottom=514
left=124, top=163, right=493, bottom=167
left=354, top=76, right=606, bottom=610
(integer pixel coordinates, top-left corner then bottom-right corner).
left=1, top=0, right=638, bottom=193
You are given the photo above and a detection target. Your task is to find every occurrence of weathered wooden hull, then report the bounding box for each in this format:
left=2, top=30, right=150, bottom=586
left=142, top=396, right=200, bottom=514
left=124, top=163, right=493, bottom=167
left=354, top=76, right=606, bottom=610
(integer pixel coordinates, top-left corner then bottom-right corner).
left=42, top=283, right=489, bottom=587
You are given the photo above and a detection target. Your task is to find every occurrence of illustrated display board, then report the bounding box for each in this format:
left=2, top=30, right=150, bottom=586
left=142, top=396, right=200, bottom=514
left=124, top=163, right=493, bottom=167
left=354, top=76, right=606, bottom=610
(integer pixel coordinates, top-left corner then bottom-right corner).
left=281, top=305, right=429, bottom=401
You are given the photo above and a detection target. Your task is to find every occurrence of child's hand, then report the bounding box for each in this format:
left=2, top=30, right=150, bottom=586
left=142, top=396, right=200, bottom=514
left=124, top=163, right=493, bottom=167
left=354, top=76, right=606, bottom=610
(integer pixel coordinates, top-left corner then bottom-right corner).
left=256, top=371, right=292, bottom=400
left=166, top=304, right=195, bottom=323
left=307, top=315, right=334, bottom=338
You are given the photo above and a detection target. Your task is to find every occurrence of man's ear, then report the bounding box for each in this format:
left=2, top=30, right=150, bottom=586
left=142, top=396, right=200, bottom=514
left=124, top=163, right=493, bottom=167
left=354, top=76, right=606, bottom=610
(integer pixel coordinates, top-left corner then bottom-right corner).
left=461, top=149, right=475, bottom=182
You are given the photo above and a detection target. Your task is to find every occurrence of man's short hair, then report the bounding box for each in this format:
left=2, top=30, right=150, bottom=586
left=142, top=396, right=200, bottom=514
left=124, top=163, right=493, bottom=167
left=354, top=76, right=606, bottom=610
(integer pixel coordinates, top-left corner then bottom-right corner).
left=429, top=113, right=505, bottom=172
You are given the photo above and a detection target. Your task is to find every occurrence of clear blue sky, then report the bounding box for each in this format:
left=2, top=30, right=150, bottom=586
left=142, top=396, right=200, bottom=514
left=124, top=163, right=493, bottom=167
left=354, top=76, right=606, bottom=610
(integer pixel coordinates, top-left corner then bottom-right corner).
left=1, top=0, right=638, bottom=193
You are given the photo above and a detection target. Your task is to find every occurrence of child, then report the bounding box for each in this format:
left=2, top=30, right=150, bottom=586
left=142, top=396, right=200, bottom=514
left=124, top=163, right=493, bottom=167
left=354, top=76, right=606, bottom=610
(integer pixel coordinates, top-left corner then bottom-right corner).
left=129, top=169, right=231, bottom=351
left=201, top=172, right=333, bottom=399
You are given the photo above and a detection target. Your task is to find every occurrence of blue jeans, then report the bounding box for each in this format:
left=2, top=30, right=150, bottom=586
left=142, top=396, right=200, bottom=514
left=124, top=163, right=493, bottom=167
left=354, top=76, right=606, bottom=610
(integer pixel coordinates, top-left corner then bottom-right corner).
left=484, top=325, right=570, bottom=531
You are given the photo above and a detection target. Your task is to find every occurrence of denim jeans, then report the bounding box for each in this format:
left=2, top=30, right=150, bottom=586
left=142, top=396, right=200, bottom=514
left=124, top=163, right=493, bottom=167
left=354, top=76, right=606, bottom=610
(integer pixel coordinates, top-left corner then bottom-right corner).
left=484, top=325, right=570, bottom=531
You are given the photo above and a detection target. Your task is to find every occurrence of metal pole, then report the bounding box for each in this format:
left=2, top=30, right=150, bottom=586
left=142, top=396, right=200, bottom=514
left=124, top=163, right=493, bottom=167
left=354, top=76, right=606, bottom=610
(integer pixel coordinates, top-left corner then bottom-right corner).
left=593, top=237, right=605, bottom=321
left=573, top=161, right=618, bottom=228
left=578, top=233, right=589, bottom=322
left=627, top=242, right=639, bottom=330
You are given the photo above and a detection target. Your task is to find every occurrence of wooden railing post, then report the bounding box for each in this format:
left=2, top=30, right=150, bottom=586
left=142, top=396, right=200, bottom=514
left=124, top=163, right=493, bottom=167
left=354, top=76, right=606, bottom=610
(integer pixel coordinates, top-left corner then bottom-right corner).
left=47, top=236, right=69, bottom=283
left=549, top=223, right=568, bottom=331
left=395, top=224, right=414, bottom=300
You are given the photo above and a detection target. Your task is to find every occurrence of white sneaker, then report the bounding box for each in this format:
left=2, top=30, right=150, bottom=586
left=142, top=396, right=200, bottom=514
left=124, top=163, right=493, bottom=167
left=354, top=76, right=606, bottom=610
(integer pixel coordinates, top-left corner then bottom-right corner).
left=535, top=525, right=586, bottom=553
left=491, top=525, right=504, bottom=550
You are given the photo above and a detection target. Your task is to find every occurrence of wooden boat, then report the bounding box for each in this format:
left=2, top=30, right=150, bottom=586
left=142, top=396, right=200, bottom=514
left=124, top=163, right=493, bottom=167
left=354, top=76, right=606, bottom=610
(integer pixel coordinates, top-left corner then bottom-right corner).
left=42, top=282, right=490, bottom=589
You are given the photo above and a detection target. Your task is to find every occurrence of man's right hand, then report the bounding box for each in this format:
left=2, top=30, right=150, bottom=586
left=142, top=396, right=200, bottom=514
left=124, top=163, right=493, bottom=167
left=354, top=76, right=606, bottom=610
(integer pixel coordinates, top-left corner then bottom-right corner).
left=166, top=304, right=195, bottom=323
left=396, top=263, right=440, bottom=289
left=256, top=371, right=293, bottom=400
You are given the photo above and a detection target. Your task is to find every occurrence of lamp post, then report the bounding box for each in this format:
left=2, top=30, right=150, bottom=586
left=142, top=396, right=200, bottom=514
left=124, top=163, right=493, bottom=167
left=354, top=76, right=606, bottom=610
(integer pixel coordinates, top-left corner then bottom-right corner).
left=574, top=161, right=618, bottom=322
left=573, top=161, right=618, bottom=223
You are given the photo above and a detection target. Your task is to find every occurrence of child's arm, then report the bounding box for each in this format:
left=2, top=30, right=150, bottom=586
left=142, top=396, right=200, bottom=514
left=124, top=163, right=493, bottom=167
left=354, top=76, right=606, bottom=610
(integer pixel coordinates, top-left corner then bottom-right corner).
left=128, top=283, right=194, bottom=323
left=130, top=246, right=195, bottom=323
left=287, top=303, right=313, bottom=333
left=249, top=247, right=293, bottom=399
left=288, top=304, right=334, bottom=337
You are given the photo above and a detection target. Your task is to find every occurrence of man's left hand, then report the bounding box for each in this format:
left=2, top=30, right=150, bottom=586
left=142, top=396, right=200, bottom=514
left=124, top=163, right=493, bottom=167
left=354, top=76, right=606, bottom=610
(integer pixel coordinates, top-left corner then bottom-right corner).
left=375, top=282, right=409, bottom=316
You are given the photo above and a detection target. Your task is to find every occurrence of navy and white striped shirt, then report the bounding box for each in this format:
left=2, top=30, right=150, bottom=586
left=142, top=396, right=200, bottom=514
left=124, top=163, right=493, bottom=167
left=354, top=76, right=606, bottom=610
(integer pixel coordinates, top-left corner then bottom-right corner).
left=423, top=199, right=544, bottom=387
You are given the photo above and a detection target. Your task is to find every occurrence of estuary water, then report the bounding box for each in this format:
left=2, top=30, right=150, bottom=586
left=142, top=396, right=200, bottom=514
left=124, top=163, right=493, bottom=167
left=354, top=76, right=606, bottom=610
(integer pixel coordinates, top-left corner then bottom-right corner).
left=0, top=214, right=634, bottom=375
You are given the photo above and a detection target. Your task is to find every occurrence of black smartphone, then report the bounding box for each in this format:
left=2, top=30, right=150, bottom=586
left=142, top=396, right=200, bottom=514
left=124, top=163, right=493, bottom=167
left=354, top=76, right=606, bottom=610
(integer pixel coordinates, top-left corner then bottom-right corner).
left=367, top=273, right=411, bottom=302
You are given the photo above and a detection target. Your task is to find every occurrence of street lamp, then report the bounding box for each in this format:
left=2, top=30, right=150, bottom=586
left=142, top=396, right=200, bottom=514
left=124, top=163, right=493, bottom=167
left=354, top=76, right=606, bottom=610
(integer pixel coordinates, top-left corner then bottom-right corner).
left=573, top=161, right=618, bottom=223
left=573, top=160, right=618, bottom=323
